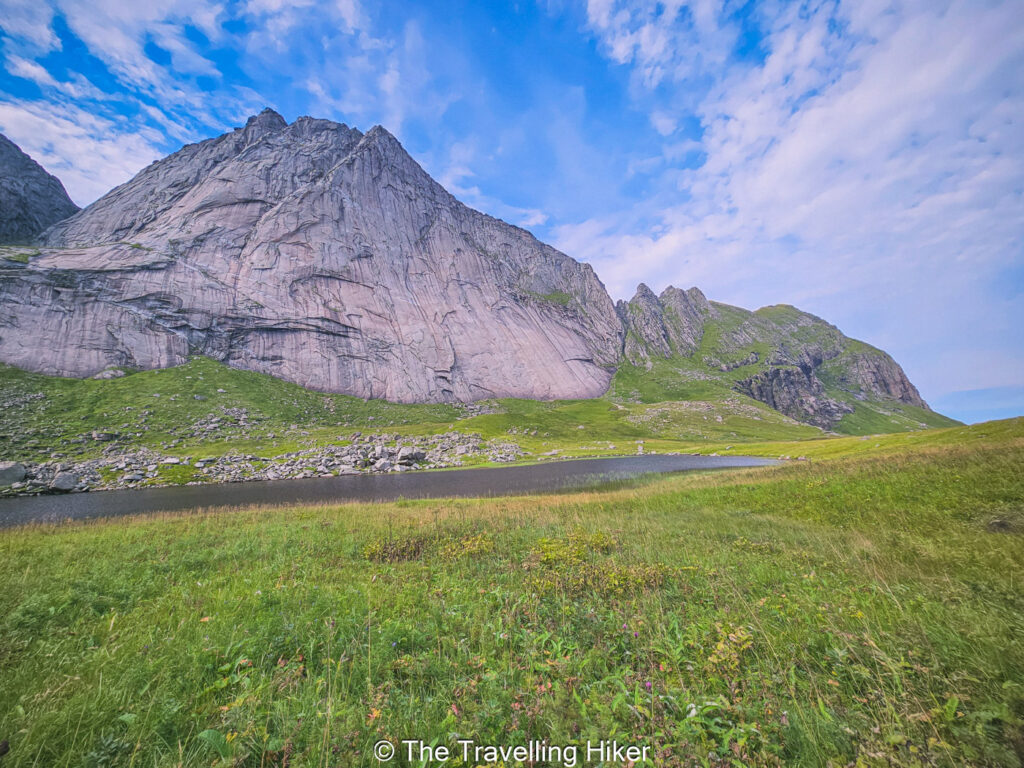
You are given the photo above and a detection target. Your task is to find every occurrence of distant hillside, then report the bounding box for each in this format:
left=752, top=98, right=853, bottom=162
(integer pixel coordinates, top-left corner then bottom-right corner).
left=614, top=284, right=958, bottom=433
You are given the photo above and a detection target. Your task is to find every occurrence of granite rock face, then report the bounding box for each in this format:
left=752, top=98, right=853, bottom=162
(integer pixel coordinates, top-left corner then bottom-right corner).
left=737, top=366, right=854, bottom=428
left=1, top=110, right=621, bottom=402
left=618, top=285, right=929, bottom=428
left=0, top=134, right=79, bottom=244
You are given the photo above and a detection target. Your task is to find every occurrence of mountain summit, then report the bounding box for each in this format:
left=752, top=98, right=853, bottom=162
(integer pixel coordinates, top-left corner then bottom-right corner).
left=1, top=110, right=620, bottom=402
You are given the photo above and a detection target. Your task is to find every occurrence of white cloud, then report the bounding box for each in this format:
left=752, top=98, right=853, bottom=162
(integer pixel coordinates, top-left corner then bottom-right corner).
left=55, top=0, right=221, bottom=96
left=302, top=17, right=459, bottom=141
left=0, top=0, right=60, bottom=53
left=0, top=99, right=165, bottom=205
left=435, top=140, right=550, bottom=229
left=649, top=110, right=676, bottom=135
left=562, top=0, right=1024, bottom=400
left=0, top=0, right=318, bottom=204
left=5, top=55, right=59, bottom=87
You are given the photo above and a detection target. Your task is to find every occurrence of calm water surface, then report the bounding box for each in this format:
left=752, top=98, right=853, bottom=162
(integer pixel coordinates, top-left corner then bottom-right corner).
left=0, top=454, right=778, bottom=528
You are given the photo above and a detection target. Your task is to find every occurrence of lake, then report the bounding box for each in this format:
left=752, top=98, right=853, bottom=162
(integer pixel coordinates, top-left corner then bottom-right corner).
left=0, top=454, right=778, bottom=528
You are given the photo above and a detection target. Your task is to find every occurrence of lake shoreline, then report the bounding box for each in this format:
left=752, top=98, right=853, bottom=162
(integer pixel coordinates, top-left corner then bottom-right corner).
left=0, top=454, right=779, bottom=528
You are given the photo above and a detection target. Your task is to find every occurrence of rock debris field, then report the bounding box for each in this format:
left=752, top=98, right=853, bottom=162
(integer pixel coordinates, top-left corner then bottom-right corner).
left=0, top=431, right=525, bottom=498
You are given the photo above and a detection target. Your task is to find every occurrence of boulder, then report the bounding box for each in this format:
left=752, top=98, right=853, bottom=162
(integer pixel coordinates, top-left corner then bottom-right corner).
left=50, top=471, right=78, bottom=492
left=0, top=460, right=26, bottom=485
left=396, top=447, right=426, bottom=464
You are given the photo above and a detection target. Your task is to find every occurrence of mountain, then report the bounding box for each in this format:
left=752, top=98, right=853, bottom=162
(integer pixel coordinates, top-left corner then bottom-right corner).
left=0, top=133, right=79, bottom=244
left=613, top=284, right=952, bottom=431
left=0, top=109, right=620, bottom=402
left=0, top=109, right=947, bottom=432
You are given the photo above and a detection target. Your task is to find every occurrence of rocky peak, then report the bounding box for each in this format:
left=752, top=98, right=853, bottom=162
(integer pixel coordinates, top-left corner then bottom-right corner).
left=0, top=133, right=79, bottom=244
left=2, top=113, right=622, bottom=403
left=338, top=124, right=444, bottom=200
left=633, top=282, right=657, bottom=300
left=621, top=282, right=715, bottom=366
left=43, top=112, right=366, bottom=249
left=244, top=107, right=287, bottom=134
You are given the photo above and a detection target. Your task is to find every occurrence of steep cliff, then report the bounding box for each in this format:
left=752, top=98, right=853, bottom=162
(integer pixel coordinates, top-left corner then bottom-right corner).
left=0, top=110, right=621, bottom=402
left=0, top=134, right=79, bottom=245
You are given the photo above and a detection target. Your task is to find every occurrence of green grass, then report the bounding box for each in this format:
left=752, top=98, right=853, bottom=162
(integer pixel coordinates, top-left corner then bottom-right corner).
left=0, top=354, right=967, bottom=480
left=693, top=417, right=1024, bottom=461
left=0, top=247, right=38, bottom=264
left=1, top=420, right=1022, bottom=766
left=833, top=400, right=961, bottom=435
left=611, top=300, right=964, bottom=442
left=0, top=357, right=830, bottom=467
left=0, top=358, right=461, bottom=461
left=610, top=356, right=739, bottom=403
left=525, top=290, right=574, bottom=306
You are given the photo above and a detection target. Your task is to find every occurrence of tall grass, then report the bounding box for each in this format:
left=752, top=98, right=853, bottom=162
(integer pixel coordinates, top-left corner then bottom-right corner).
left=0, top=434, right=1022, bottom=766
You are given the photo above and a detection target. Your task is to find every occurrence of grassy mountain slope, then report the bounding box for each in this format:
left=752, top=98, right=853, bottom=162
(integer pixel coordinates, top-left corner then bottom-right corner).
left=0, top=357, right=824, bottom=466
left=0, top=343, right=963, bottom=471
left=614, top=299, right=960, bottom=435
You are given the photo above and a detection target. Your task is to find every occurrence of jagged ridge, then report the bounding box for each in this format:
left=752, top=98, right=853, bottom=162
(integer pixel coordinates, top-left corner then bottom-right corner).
left=614, top=284, right=938, bottom=430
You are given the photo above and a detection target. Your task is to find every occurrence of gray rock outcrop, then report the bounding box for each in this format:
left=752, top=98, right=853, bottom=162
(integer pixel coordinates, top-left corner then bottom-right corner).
left=617, top=284, right=716, bottom=366
left=737, top=366, right=854, bottom=428
left=0, top=110, right=621, bottom=402
left=0, top=134, right=79, bottom=244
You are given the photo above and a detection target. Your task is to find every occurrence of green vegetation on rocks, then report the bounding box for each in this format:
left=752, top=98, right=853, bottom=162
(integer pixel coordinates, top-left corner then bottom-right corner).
left=613, top=295, right=961, bottom=434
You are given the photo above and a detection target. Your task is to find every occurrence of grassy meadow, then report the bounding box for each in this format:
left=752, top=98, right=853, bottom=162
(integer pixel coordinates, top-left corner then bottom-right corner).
left=1, top=418, right=1022, bottom=766
left=0, top=357, right=959, bottom=492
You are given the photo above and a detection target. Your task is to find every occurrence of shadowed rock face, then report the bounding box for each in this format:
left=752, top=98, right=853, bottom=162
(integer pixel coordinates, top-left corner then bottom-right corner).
left=0, top=110, right=622, bottom=402
left=0, top=134, right=79, bottom=244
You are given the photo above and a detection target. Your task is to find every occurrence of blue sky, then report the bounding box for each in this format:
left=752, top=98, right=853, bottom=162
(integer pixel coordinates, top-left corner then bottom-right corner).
left=0, top=0, right=1021, bottom=423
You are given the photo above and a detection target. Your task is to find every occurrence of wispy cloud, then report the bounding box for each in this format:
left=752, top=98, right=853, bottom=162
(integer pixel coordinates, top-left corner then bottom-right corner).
left=559, top=0, right=1024, bottom=400
left=0, top=0, right=376, bottom=203
left=0, top=98, right=164, bottom=204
